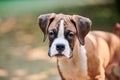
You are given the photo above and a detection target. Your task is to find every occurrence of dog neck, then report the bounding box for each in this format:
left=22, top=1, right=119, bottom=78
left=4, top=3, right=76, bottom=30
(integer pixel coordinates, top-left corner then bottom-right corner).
left=57, top=39, right=89, bottom=79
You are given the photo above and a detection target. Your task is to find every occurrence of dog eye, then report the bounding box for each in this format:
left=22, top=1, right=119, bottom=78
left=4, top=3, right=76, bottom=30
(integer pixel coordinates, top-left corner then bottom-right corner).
left=48, top=31, right=54, bottom=36
left=48, top=31, right=55, bottom=38
left=68, top=32, right=75, bottom=39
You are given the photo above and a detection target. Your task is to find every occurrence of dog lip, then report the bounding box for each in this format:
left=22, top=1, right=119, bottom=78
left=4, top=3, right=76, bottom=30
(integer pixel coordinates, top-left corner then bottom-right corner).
left=55, top=53, right=65, bottom=57
left=48, top=51, right=65, bottom=57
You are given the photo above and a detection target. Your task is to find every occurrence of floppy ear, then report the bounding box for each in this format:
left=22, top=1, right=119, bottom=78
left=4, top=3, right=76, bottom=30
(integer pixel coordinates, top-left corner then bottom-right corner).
left=38, top=13, right=56, bottom=41
left=71, top=15, right=92, bottom=45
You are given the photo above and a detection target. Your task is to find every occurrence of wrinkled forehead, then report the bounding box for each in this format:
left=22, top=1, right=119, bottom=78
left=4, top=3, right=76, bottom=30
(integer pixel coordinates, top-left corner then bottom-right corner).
left=48, top=14, right=76, bottom=32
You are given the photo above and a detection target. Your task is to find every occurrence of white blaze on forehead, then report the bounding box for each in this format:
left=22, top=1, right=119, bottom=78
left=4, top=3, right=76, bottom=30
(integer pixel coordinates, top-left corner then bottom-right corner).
left=58, top=20, right=64, bottom=38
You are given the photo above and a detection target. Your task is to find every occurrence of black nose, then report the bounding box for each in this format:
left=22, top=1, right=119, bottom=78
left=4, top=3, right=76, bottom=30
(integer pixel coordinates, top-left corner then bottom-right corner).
left=56, top=44, right=65, bottom=52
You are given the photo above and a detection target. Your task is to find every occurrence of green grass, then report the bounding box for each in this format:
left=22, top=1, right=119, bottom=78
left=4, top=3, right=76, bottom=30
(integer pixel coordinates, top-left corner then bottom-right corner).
left=0, top=0, right=89, bottom=17
left=0, top=0, right=119, bottom=31
left=0, top=0, right=114, bottom=17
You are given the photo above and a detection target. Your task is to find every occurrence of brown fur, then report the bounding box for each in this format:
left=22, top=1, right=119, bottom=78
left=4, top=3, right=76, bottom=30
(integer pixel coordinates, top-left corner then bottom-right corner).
left=113, top=23, right=120, bottom=37
left=91, top=31, right=120, bottom=80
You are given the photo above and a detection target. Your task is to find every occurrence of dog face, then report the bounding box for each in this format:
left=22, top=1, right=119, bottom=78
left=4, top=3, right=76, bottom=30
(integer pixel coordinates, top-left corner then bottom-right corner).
left=38, top=13, right=91, bottom=58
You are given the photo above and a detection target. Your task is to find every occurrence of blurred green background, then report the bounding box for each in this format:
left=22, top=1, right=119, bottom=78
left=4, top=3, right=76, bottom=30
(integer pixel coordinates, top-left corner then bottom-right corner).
left=0, top=0, right=120, bottom=80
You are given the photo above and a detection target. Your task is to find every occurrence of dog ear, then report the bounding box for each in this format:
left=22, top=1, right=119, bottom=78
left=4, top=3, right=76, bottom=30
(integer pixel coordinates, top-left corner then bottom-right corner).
left=38, top=13, right=56, bottom=41
left=71, top=15, right=92, bottom=45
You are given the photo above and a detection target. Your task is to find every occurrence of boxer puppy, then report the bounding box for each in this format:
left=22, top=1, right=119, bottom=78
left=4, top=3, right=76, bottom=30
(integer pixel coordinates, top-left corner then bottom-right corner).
left=38, top=13, right=120, bottom=80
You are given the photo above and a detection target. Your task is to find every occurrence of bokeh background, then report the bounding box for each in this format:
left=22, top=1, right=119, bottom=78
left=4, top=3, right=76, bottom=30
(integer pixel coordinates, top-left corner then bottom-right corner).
left=0, top=0, right=120, bottom=80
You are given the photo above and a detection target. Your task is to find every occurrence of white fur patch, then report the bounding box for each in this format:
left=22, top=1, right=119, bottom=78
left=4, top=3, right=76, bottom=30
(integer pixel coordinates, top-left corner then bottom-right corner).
left=79, top=45, right=88, bottom=71
left=58, top=20, right=64, bottom=38
left=49, top=20, right=71, bottom=58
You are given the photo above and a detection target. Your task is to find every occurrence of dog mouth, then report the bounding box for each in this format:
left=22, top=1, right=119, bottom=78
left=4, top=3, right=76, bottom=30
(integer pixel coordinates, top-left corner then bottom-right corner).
left=48, top=49, right=73, bottom=58
left=48, top=51, right=65, bottom=58
left=55, top=53, right=65, bottom=57
left=55, top=52, right=73, bottom=59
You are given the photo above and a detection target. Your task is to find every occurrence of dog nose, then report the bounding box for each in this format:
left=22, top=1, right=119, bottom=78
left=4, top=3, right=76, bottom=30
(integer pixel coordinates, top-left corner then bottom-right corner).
left=56, top=44, right=65, bottom=52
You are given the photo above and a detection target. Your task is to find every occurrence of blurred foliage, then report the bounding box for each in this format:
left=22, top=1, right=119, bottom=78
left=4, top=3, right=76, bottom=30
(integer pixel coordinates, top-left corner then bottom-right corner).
left=0, top=0, right=114, bottom=17
left=0, top=0, right=119, bottom=31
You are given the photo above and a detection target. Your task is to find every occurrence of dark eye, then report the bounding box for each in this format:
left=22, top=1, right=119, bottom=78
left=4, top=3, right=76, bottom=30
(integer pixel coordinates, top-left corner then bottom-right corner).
left=48, top=31, right=54, bottom=36
left=48, top=30, right=56, bottom=39
left=68, top=32, right=75, bottom=39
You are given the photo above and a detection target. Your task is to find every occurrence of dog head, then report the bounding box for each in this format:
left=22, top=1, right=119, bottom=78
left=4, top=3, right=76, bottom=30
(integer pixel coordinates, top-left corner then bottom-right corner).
left=38, top=13, right=92, bottom=58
